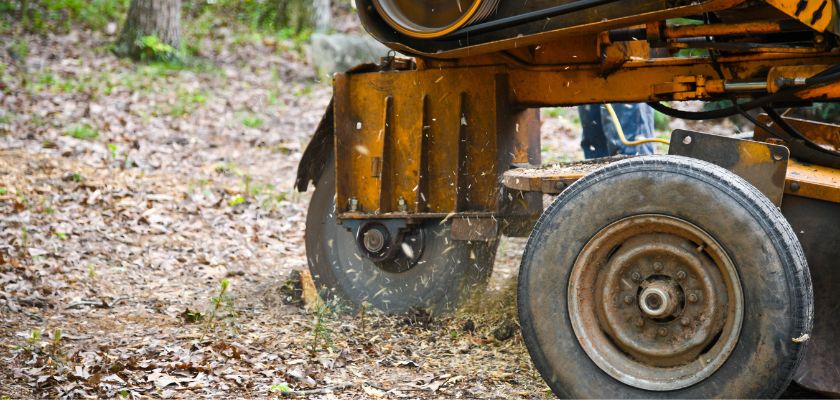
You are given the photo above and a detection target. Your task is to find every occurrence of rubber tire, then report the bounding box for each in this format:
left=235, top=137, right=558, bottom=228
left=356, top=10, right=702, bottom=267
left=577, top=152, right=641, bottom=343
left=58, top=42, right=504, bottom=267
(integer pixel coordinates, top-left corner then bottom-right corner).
left=305, top=157, right=497, bottom=314
left=518, top=155, right=813, bottom=398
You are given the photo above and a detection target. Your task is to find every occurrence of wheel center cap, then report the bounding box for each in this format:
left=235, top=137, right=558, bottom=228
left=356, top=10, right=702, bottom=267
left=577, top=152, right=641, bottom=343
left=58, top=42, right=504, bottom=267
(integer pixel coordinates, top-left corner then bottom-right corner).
left=639, top=282, right=679, bottom=318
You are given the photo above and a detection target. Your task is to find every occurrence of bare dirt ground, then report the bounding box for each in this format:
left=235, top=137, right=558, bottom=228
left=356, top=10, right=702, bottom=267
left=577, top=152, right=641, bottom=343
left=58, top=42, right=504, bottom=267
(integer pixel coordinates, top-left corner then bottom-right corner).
left=0, top=28, right=593, bottom=399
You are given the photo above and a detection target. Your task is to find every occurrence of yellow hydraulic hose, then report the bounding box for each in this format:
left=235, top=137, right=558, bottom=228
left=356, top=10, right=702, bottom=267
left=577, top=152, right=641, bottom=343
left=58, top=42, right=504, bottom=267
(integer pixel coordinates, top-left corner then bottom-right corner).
left=604, top=103, right=671, bottom=147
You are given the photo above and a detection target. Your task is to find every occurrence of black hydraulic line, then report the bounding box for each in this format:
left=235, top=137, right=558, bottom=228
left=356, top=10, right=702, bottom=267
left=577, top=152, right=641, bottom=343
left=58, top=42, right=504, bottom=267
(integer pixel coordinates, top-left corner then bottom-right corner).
left=446, top=0, right=623, bottom=39
left=762, top=106, right=840, bottom=169
left=648, top=64, right=840, bottom=120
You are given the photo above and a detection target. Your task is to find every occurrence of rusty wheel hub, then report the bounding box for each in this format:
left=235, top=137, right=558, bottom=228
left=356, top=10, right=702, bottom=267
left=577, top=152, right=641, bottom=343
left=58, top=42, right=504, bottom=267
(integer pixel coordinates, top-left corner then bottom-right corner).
left=568, top=215, right=743, bottom=390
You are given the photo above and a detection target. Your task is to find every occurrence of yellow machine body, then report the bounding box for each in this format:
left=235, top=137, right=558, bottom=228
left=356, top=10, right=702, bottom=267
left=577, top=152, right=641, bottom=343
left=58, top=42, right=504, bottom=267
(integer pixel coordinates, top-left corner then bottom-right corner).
left=296, top=0, right=840, bottom=394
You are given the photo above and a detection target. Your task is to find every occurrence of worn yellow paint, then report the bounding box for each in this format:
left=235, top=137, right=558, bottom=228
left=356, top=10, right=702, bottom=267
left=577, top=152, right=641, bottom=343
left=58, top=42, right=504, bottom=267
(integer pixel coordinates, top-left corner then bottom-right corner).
left=786, top=159, right=840, bottom=204
left=765, top=0, right=835, bottom=32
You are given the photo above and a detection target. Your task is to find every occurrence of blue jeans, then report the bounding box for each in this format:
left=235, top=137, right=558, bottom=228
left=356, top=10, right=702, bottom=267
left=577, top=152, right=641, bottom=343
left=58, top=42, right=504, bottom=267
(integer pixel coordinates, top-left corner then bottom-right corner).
left=578, top=103, right=656, bottom=159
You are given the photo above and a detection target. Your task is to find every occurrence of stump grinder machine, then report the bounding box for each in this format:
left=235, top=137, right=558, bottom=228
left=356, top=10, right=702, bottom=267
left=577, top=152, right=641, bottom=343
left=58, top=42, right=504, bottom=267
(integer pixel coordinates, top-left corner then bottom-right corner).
left=296, top=0, right=840, bottom=397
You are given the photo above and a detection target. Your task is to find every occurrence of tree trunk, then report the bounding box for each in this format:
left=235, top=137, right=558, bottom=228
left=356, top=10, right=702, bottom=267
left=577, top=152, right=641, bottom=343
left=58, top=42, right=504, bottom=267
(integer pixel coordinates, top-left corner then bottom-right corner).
left=273, top=0, right=325, bottom=33
left=313, top=0, right=331, bottom=32
left=115, top=0, right=181, bottom=60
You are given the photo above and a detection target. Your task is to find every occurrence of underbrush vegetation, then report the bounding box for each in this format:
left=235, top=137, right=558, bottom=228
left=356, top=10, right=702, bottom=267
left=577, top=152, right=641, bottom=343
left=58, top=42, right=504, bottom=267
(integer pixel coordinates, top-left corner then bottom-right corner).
left=0, top=0, right=130, bottom=33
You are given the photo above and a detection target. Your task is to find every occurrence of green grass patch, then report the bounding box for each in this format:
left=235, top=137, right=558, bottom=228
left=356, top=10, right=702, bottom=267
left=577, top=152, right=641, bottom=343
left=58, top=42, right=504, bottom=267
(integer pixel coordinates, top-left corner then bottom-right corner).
left=240, top=114, right=264, bottom=128
left=65, top=124, right=99, bottom=140
left=2, top=0, right=130, bottom=34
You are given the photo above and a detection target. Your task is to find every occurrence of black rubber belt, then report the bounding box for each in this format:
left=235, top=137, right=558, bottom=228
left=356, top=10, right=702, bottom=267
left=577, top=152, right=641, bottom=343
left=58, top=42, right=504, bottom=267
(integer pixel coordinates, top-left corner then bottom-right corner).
left=447, top=0, right=624, bottom=39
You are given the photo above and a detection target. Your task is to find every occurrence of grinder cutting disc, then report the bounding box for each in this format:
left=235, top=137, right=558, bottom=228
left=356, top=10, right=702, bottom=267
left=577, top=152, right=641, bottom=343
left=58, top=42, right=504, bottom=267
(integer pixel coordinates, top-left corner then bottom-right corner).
left=371, top=0, right=500, bottom=39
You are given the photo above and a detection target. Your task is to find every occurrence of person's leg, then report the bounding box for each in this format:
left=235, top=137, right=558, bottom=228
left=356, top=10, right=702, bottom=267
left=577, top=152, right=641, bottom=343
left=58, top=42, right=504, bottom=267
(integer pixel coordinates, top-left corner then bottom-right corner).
left=599, top=103, right=656, bottom=155
left=578, top=105, right=610, bottom=159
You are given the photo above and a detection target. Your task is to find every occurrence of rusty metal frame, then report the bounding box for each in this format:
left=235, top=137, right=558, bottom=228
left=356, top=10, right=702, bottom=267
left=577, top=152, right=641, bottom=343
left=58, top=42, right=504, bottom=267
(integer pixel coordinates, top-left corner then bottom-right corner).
left=331, top=47, right=840, bottom=221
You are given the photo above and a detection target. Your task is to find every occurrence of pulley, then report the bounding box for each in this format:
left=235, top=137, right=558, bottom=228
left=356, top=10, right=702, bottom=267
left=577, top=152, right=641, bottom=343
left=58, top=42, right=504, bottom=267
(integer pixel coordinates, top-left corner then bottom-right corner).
left=371, top=0, right=500, bottom=38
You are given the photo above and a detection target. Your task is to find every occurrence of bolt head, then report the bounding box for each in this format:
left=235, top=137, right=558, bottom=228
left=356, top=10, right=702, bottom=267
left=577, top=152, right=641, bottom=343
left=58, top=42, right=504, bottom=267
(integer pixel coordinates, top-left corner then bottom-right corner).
left=676, top=270, right=687, bottom=281
left=631, top=271, right=642, bottom=282
left=623, top=295, right=634, bottom=305
left=682, top=135, right=692, bottom=145
left=653, top=262, right=663, bottom=272
left=658, top=327, right=668, bottom=337
left=688, top=293, right=698, bottom=303
left=680, top=317, right=690, bottom=326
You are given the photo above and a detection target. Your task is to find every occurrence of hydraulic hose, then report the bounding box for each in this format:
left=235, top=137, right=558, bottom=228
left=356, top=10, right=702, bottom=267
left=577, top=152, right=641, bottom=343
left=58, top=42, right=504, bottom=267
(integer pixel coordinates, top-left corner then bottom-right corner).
left=648, top=64, right=840, bottom=120
left=604, top=104, right=671, bottom=147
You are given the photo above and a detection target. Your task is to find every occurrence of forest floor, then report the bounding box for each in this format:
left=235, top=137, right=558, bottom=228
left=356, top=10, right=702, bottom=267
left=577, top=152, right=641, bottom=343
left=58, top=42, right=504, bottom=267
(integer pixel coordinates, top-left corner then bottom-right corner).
left=0, top=27, right=598, bottom=399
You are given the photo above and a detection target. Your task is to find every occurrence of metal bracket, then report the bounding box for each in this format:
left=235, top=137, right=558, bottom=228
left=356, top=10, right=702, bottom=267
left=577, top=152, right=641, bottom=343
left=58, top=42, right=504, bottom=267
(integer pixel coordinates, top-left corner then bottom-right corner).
left=668, top=129, right=790, bottom=205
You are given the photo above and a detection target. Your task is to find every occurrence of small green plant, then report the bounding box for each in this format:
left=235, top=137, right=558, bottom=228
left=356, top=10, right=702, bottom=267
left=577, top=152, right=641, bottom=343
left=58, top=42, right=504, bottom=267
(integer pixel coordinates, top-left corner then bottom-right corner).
left=66, top=124, right=99, bottom=141
left=227, top=195, right=245, bottom=207
left=137, top=35, right=177, bottom=62
left=107, top=143, right=119, bottom=159
left=26, top=329, right=41, bottom=348
left=87, top=265, right=96, bottom=279
left=240, top=114, right=264, bottom=128
left=0, top=187, right=7, bottom=195
left=68, top=172, right=83, bottom=182
left=269, top=383, right=292, bottom=394
left=50, top=328, right=62, bottom=356
left=310, top=298, right=342, bottom=353
left=53, top=232, right=67, bottom=240
left=203, top=279, right=237, bottom=335
left=19, top=328, right=64, bottom=364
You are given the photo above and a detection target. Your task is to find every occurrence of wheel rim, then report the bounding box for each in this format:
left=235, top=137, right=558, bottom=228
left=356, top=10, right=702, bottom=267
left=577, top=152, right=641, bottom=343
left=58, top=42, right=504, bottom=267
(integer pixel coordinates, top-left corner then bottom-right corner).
left=568, top=214, right=743, bottom=391
left=371, top=0, right=500, bottom=38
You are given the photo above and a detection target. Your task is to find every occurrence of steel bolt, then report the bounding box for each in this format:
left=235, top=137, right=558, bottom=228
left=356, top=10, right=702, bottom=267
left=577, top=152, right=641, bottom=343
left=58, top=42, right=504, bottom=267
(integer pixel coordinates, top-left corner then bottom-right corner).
left=554, top=181, right=567, bottom=190
left=658, top=327, right=668, bottom=337
left=653, top=262, right=663, bottom=272
left=683, top=135, right=692, bottom=145
left=634, top=317, right=644, bottom=327
left=397, top=196, right=408, bottom=212
left=676, top=270, right=687, bottom=281
left=688, top=293, right=699, bottom=303
left=631, top=271, right=642, bottom=282
left=623, top=295, right=634, bottom=305
left=349, top=197, right=359, bottom=212
left=790, top=182, right=801, bottom=192
left=680, top=317, right=690, bottom=326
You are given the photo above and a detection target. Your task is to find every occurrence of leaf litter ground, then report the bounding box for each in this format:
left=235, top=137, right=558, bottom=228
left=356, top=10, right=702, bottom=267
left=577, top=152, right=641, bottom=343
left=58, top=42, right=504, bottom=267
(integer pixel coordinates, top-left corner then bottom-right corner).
left=0, top=29, right=577, bottom=399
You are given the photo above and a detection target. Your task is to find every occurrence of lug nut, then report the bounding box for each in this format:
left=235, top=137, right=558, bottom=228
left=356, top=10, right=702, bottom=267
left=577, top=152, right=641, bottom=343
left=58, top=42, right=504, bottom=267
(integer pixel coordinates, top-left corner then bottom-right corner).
left=680, top=317, right=690, bottom=326
left=631, top=271, right=642, bottom=282
left=653, top=262, right=663, bottom=272
left=676, top=271, right=687, bottom=281
left=623, top=295, right=634, bottom=305
left=658, top=327, right=668, bottom=337
left=688, top=293, right=699, bottom=303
